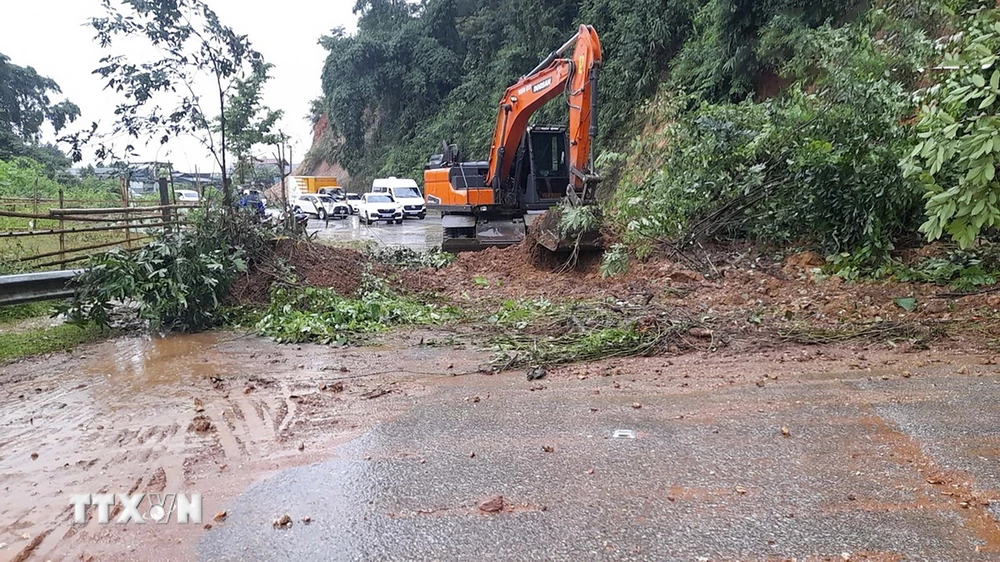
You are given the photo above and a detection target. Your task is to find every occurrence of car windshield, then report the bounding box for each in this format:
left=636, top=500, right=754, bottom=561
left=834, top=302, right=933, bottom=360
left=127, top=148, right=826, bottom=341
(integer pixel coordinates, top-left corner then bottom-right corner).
left=317, top=196, right=334, bottom=203
left=392, top=187, right=421, bottom=198
left=347, top=194, right=361, bottom=200
left=367, top=195, right=392, bottom=203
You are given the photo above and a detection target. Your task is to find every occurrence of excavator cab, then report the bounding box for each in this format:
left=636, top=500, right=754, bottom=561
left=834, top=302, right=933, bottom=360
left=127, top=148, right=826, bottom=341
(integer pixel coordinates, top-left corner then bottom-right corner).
left=509, top=127, right=571, bottom=208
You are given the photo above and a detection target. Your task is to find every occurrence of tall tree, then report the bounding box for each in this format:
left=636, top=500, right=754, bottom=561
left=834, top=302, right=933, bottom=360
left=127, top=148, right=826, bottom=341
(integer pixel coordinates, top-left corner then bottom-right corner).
left=220, top=64, right=283, bottom=186
left=84, top=0, right=269, bottom=207
left=0, top=52, right=80, bottom=164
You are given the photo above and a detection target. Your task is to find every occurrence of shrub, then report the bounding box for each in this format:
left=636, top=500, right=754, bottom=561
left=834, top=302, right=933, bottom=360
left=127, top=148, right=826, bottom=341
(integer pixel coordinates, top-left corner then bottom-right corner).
left=62, top=210, right=277, bottom=331
left=903, top=4, right=1000, bottom=248
left=607, top=18, right=926, bottom=264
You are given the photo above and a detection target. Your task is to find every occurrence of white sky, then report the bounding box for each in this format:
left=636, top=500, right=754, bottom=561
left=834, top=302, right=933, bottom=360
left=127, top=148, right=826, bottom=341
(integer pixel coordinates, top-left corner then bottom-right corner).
left=0, top=0, right=358, bottom=173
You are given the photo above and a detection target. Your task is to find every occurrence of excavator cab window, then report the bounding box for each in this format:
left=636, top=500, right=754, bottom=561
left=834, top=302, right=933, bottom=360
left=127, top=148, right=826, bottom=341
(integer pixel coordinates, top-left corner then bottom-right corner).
left=528, top=129, right=569, bottom=201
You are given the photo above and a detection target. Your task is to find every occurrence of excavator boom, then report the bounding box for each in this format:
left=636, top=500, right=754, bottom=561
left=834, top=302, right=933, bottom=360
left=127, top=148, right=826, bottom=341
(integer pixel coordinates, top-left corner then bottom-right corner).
left=487, top=24, right=603, bottom=198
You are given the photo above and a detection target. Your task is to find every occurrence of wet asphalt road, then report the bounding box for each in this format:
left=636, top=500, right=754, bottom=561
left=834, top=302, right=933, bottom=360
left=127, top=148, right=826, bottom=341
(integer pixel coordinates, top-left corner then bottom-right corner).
left=307, top=211, right=443, bottom=252
left=199, top=359, right=1000, bottom=561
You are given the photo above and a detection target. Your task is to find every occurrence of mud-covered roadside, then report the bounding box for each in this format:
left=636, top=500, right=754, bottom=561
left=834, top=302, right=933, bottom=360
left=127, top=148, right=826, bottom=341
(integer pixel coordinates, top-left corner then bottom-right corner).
left=0, top=329, right=486, bottom=561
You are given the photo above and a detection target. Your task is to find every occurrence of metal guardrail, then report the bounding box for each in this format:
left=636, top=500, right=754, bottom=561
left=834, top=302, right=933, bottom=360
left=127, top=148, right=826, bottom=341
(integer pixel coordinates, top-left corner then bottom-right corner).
left=0, top=269, right=82, bottom=306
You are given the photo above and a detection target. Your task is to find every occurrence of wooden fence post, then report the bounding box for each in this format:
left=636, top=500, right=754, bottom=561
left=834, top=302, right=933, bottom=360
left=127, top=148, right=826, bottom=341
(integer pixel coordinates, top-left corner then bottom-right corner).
left=158, top=178, right=171, bottom=232
left=122, top=177, right=132, bottom=249
left=58, top=189, right=65, bottom=263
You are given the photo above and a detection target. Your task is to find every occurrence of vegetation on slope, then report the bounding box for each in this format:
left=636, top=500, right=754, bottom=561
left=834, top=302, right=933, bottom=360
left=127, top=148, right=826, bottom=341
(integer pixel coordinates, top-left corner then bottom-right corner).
left=313, top=0, right=1000, bottom=272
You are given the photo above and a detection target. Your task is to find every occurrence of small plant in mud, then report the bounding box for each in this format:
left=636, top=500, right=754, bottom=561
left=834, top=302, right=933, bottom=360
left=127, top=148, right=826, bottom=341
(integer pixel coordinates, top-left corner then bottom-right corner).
left=599, top=243, right=631, bottom=278
left=367, top=246, right=456, bottom=270
left=485, top=298, right=555, bottom=329
left=890, top=250, right=1000, bottom=293
left=829, top=247, right=1000, bottom=292
left=254, top=278, right=461, bottom=344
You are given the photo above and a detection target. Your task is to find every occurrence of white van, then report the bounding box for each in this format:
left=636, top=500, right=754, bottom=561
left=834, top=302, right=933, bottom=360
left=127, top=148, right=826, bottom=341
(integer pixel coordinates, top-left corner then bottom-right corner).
left=371, top=177, right=427, bottom=219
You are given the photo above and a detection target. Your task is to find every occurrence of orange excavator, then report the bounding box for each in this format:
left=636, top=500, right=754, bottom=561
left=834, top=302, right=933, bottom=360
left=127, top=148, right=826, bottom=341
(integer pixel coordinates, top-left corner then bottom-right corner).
left=424, top=25, right=603, bottom=252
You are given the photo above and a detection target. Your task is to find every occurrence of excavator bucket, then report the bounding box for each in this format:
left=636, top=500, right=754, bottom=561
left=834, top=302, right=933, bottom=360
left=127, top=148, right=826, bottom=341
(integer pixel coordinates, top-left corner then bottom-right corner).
left=529, top=206, right=603, bottom=253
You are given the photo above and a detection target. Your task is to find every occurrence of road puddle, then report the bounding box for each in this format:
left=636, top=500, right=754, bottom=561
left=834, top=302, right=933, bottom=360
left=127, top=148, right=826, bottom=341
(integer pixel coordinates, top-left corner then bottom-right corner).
left=81, top=332, right=235, bottom=398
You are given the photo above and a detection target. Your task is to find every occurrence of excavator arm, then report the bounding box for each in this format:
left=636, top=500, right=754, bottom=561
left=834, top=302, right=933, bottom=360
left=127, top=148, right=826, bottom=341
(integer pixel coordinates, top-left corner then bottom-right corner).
left=486, top=24, right=603, bottom=199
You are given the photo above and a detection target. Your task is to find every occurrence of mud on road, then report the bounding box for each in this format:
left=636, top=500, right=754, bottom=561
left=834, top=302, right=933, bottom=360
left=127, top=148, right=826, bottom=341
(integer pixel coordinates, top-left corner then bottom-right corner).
left=0, top=329, right=485, bottom=561
left=4, top=326, right=1000, bottom=560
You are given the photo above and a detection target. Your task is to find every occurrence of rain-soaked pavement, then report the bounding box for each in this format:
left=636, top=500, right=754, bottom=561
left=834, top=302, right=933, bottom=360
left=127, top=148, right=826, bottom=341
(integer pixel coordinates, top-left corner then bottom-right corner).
left=198, top=354, right=1000, bottom=561
left=307, top=211, right=443, bottom=251
left=5, top=328, right=1000, bottom=560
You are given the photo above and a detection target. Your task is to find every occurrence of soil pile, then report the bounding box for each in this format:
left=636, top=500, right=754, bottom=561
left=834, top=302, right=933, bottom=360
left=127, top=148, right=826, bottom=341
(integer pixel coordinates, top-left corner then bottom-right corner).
left=434, top=242, right=663, bottom=300
left=231, top=239, right=365, bottom=305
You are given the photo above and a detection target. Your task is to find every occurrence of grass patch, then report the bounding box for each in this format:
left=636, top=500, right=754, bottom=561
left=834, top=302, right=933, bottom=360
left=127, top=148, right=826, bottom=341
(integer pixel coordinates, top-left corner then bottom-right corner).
left=0, top=322, right=105, bottom=364
left=367, top=247, right=456, bottom=270
left=254, top=280, right=463, bottom=345
left=314, top=239, right=378, bottom=253
left=0, top=301, right=54, bottom=324
left=487, top=300, right=701, bottom=369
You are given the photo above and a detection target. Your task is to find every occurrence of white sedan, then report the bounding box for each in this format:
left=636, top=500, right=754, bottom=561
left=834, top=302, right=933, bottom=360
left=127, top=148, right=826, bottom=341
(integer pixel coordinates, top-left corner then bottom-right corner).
left=345, top=193, right=362, bottom=215
left=360, top=193, right=404, bottom=225
left=293, top=194, right=350, bottom=220
left=174, top=189, right=200, bottom=203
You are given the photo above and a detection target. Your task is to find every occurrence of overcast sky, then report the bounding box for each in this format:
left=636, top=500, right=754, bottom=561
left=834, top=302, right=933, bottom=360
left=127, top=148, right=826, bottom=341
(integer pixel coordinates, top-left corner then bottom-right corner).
left=0, top=0, right=358, bottom=173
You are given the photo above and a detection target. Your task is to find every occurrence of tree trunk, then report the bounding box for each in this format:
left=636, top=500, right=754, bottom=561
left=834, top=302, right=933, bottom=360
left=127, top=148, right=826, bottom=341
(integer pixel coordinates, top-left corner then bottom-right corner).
left=219, top=83, right=231, bottom=210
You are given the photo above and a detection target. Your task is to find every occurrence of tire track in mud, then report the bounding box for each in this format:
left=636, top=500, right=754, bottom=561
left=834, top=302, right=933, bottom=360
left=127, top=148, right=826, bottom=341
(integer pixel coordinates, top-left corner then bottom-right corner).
left=1, top=330, right=488, bottom=560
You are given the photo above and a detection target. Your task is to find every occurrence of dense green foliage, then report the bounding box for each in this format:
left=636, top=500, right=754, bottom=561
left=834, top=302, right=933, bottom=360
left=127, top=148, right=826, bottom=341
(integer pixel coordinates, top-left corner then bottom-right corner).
left=311, top=0, right=1000, bottom=267
left=311, top=0, right=877, bottom=188
left=604, top=1, right=980, bottom=267
left=63, top=211, right=280, bottom=331
left=0, top=157, right=116, bottom=199
left=312, top=0, right=706, bottom=185
left=904, top=5, right=1000, bottom=248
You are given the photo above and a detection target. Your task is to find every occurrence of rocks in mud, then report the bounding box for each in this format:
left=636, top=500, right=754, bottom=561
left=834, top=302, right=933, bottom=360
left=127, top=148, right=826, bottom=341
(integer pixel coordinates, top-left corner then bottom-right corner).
left=272, top=514, right=292, bottom=529
left=320, top=381, right=345, bottom=393
left=477, top=495, right=504, bottom=513
left=30, top=452, right=38, bottom=460
left=687, top=327, right=714, bottom=339
left=300, top=516, right=312, bottom=524
left=361, top=388, right=391, bottom=400
left=526, top=367, right=547, bottom=381
left=542, top=445, right=555, bottom=453
left=193, top=398, right=205, bottom=413
left=188, top=415, right=214, bottom=434
left=781, top=426, right=791, bottom=438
